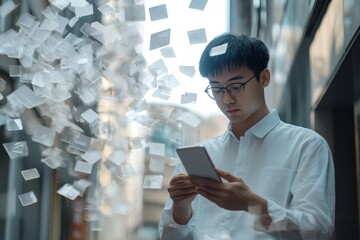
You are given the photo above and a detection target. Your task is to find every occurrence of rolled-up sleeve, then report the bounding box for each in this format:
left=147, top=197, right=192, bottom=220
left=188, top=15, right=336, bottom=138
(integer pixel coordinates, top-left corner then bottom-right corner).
left=158, top=164, right=196, bottom=240
left=158, top=202, right=195, bottom=240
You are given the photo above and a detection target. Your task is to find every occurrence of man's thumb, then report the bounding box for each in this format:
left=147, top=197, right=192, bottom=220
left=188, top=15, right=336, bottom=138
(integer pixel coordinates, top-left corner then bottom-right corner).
left=217, top=168, right=239, bottom=182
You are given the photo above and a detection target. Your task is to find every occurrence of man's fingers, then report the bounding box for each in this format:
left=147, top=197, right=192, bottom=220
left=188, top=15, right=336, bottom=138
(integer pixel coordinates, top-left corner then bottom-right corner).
left=217, top=168, right=241, bottom=182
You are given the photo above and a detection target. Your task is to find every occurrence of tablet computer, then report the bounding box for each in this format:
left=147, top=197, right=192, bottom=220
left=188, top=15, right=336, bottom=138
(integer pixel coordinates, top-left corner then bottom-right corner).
left=176, top=145, right=222, bottom=183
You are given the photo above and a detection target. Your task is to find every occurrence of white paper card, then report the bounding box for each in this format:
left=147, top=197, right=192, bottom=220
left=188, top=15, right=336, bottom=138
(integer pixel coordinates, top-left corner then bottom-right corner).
left=149, top=4, right=168, bottom=21
left=149, top=29, right=171, bottom=50
left=57, top=183, right=81, bottom=200
left=148, top=142, right=165, bottom=156
left=187, top=28, right=207, bottom=45
left=210, top=43, right=228, bottom=56
left=181, top=92, right=197, bottom=104
left=6, top=118, right=23, bottom=131
left=149, top=158, right=165, bottom=173
left=74, top=160, right=93, bottom=174
left=21, top=168, right=40, bottom=180
left=108, top=150, right=128, bottom=166
left=3, top=141, right=29, bottom=159
left=81, top=151, right=102, bottom=164
left=143, top=175, right=163, bottom=189
left=18, top=191, right=38, bottom=206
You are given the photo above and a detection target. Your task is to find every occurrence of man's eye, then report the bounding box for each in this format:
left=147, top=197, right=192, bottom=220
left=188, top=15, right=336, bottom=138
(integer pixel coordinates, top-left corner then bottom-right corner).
left=231, top=84, right=243, bottom=90
left=212, top=88, right=222, bottom=93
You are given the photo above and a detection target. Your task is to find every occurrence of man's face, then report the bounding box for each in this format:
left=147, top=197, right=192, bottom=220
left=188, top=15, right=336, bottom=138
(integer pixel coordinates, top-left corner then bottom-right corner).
left=208, top=66, right=269, bottom=125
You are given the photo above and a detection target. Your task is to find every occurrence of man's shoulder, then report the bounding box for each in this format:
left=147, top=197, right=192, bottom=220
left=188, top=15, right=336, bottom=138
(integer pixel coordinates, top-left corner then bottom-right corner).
left=277, top=121, right=326, bottom=142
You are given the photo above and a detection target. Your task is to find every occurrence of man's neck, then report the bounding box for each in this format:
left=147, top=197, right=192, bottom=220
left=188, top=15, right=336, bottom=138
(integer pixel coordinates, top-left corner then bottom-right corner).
left=231, top=106, right=270, bottom=139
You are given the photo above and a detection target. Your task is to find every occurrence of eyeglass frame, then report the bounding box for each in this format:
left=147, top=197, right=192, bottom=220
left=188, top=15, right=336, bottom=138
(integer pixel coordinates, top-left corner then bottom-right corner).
left=204, top=75, right=256, bottom=100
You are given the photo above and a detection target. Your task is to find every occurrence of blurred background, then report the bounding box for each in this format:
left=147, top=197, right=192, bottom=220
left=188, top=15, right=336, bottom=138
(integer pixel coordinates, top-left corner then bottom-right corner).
left=0, top=0, right=359, bottom=239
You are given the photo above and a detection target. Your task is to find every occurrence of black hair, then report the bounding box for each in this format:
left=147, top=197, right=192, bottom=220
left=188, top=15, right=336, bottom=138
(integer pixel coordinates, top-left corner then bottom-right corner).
left=199, top=33, right=269, bottom=80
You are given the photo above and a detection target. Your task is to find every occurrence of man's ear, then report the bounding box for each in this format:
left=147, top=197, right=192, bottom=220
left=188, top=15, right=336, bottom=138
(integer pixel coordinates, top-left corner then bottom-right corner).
left=260, top=68, right=270, bottom=88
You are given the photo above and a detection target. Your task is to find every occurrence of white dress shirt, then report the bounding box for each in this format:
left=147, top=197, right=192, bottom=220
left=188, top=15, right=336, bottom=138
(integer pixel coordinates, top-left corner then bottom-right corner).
left=158, top=109, right=335, bottom=240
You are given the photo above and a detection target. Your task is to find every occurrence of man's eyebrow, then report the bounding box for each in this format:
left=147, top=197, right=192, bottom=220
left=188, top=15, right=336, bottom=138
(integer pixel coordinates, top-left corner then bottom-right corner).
left=209, top=75, right=245, bottom=84
left=229, top=76, right=245, bottom=82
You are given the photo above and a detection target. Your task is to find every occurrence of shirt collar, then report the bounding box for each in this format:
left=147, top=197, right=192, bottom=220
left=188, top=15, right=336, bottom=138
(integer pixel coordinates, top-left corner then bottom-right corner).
left=222, top=109, right=281, bottom=142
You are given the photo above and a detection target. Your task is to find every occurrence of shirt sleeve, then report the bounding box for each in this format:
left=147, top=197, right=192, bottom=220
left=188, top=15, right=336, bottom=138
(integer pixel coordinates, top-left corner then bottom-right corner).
left=158, top=199, right=196, bottom=240
left=254, top=136, right=335, bottom=239
left=158, top=163, right=196, bottom=240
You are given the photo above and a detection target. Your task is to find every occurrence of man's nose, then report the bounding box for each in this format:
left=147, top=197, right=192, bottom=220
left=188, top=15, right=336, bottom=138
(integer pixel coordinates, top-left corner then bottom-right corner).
left=222, top=90, right=235, bottom=104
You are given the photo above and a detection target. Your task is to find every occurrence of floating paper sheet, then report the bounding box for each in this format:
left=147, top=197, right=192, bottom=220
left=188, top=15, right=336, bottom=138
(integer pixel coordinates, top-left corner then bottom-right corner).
left=32, top=71, right=47, bottom=87
left=181, top=92, right=197, bottom=104
left=42, top=155, right=64, bottom=169
left=39, top=19, right=60, bottom=31
left=160, top=46, right=176, bottom=58
left=31, top=125, right=56, bottom=147
left=0, top=77, right=6, bottom=92
left=143, top=175, right=163, bottom=189
left=187, top=28, right=207, bottom=45
left=179, top=66, right=196, bottom=77
left=70, top=0, right=89, bottom=7
left=18, top=191, right=37, bottom=206
left=75, top=4, right=94, bottom=18
left=149, top=59, right=168, bottom=75
left=131, top=137, right=144, bottom=149
left=10, top=85, right=44, bottom=109
left=152, top=87, right=171, bottom=100
left=17, top=12, right=40, bottom=35
left=9, top=65, right=21, bottom=77
left=168, top=130, right=182, bottom=144
left=108, top=150, right=128, bottom=166
left=74, top=160, right=93, bottom=174
left=68, top=16, right=79, bottom=27
left=133, top=115, right=157, bottom=127
left=81, top=151, right=102, bottom=164
left=64, top=32, right=83, bottom=46
left=57, top=183, right=81, bottom=200
left=3, top=141, right=29, bottom=159
left=177, top=112, right=202, bottom=128
left=70, top=134, right=91, bottom=152
left=210, top=43, right=228, bottom=56
left=149, top=158, right=165, bottom=173
left=97, top=4, right=115, bottom=15
left=149, top=29, right=171, bottom=50
left=148, top=142, right=165, bottom=156
left=81, top=109, right=98, bottom=124
left=0, top=0, right=18, bottom=18
left=124, top=4, right=145, bottom=22
left=60, top=126, right=82, bottom=143
left=21, top=168, right=40, bottom=181
left=54, top=15, right=69, bottom=34
left=118, top=162, right=137, bottom=178
left=189, top=0, right=208, bottom=10
left=158, top=74, right=179, bottom=89
left=73, top=179, right=91, bottom=196
left=149, top=4, right=168, bottom=21
left=6, top=118, right=23, bottom=131
left=113, top=201, right=131, bottom=215
left=50, top=0, right=70, bottom=10
left=41, top=147, right=64, bottom=169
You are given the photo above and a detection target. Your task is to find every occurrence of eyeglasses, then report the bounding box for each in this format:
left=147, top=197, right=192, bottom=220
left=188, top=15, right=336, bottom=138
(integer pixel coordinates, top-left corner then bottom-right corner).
left=204, top=75, right=256, bottom=100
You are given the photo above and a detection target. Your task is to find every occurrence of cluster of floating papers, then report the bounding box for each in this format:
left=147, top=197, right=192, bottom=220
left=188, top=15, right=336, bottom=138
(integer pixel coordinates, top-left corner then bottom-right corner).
left=0, top=0, right=223, bottom=209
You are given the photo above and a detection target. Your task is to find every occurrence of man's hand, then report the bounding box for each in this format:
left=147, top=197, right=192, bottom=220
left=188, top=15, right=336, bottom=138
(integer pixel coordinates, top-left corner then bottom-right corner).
left=189, top=168, right=272, bottom=226
left=189, top=168, right=253, bottom=210
left=168, top=173, right=198, bottom=224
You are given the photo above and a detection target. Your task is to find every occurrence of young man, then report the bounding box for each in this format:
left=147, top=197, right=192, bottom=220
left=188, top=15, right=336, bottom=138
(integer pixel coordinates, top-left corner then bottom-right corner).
left=158, top=33, right=335, bottom=239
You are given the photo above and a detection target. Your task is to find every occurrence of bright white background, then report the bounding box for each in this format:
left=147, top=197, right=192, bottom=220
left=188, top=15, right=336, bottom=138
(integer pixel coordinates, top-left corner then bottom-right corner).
left=142, top=0, right=230, bottom=118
